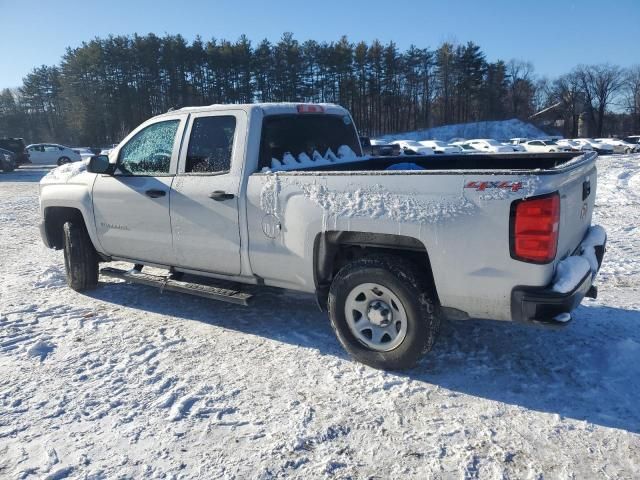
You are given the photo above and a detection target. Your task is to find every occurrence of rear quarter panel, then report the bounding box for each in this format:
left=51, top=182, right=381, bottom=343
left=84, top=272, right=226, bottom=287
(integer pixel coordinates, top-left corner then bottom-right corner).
left=246, top=166, right=573, bottom=320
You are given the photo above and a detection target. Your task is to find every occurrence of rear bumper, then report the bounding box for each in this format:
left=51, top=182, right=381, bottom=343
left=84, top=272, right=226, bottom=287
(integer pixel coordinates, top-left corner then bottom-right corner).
left=511, top=225, right=606, bottom=323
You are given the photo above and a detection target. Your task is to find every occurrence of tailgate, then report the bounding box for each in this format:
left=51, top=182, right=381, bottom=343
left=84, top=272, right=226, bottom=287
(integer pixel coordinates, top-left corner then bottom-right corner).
left=553, top=154, right=598, bottom=262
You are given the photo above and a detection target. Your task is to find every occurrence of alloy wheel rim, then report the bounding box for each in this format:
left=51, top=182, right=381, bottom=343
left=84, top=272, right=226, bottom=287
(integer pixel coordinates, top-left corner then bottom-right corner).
left=344, top=282, right=408, bottom=352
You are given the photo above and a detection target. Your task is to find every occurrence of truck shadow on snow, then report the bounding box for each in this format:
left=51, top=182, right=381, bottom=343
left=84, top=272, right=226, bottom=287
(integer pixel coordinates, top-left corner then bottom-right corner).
left=88, top=281, right=640, bottom=433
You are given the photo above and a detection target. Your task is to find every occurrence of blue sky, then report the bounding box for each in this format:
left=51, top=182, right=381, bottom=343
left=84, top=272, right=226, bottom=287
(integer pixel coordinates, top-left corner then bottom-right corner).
left=1, top=0, right=638, bottom=89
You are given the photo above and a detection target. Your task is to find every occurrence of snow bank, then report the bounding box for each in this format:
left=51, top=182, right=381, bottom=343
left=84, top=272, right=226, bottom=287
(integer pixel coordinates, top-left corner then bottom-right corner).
left=42, top=160, right=88, bottom=183
left=377, top=118, right=550, bottom=143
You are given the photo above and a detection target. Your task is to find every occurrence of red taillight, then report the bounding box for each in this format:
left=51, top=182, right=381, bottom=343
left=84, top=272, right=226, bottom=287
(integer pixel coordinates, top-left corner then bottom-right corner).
left=510, top=193, right=560, bottom=263
left=297, top=104, right=324, bottom=113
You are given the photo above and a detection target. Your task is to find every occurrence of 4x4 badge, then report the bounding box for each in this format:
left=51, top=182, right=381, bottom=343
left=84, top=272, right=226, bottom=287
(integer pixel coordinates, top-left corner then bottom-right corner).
left=464, top=181, right=523, bottom=192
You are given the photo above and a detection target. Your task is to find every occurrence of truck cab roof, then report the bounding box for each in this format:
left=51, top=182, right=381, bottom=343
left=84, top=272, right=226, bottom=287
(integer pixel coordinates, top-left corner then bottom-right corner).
left=164, top=102, right=350, bottom=118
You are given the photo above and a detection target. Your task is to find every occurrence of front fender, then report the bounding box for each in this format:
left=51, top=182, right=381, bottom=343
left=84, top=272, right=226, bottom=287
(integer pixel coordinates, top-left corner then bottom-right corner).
left=39, top=174, right=103, bottom=254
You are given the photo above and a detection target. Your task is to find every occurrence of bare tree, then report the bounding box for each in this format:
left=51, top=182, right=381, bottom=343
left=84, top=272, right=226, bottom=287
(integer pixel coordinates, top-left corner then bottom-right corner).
left=574, top=64, right=625, bottom=136
left=549, top=72, right=585, bottom=137
left=624, top=65, right=640, bottom=132
left=506, top=59, right=535, bottom=118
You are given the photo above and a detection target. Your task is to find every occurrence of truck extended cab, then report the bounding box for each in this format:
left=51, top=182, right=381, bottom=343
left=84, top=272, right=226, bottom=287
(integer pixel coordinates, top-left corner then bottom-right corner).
left=39, top=103, right=606, bottom=369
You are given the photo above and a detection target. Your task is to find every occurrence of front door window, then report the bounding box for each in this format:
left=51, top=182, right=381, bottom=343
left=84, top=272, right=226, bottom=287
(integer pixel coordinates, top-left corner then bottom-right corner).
left=118, top=120, right=180, bottom=175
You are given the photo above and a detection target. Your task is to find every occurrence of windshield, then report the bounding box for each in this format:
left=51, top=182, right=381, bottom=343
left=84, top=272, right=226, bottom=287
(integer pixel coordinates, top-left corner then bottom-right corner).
left=485, top=139, right=501, bottom=146
left=543, top=140, right=558, bottom=145
left=259, top=114, right=361, bottom=169
left=402, top=141, right=423, bottom=147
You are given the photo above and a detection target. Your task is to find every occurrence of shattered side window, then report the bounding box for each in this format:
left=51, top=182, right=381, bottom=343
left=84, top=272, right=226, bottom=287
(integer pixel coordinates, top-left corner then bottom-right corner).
left=186, top=116, right=236, bottom=173
left=118, top=120, right=179, bottom=175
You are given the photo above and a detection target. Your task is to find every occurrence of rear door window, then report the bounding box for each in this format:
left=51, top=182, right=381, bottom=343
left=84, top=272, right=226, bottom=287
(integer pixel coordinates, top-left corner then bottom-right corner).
left=185, top=116, right=236, bottom=174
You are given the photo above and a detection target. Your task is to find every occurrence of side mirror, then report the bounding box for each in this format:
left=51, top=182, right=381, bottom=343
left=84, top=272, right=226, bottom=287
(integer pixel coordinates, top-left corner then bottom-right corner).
left=88, top=155, right=114, bottom=174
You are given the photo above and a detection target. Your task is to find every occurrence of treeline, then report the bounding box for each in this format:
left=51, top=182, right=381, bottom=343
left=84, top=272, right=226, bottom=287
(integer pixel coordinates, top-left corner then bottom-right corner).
left=0, top=33, right=639, bottom=146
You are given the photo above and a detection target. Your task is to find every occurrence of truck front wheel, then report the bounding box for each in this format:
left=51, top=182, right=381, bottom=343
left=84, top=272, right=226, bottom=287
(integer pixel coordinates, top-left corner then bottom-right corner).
left=328, top=255, right=440, bottom=370
left=62, top=221, right=99, bottom=291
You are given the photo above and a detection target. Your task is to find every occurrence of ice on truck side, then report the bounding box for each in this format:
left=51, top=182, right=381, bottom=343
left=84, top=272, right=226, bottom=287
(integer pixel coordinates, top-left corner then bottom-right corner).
left=38, top=103, right=607, bottom=370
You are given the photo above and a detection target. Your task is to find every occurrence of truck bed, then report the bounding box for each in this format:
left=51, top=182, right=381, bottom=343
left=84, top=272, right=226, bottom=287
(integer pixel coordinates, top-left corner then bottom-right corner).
left=275, top=152, right=586, bottom=174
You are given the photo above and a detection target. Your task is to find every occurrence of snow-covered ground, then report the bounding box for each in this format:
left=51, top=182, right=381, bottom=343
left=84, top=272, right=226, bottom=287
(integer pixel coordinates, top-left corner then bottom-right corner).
left=1, top=157, right=639, bottom=479
left=377, top=118, right=550, bottom=143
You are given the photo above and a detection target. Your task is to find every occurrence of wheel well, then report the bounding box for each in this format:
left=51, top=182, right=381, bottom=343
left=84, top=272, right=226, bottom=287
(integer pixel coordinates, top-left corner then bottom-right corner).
left=313, top=231, right=438, bottom=310
left=44, top=207, right=86, bottom=249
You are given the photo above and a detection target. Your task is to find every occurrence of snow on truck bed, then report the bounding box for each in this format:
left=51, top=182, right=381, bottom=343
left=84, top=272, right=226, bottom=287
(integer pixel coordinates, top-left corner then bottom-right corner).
left=1, top=156, right=640, bottom=478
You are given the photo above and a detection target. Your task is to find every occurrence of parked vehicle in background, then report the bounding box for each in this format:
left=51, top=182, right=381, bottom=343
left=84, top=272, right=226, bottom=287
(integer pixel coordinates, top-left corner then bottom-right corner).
left=0, top=138, right=29, bottom=167
left=622, top=135, right=640, bottom=146
left=522, top=140, right=572, bottom=153
left=360, top=137, right=400, bottom=156
left=38, top=102, right=606, bottom=370
left=557, top=139, right=593, bottom=152
left=73, top=147, right=98, bottom=161
left=450, top=141, right=481, bottom=153
left=464, top=139, right=513, bottom=153
left=390, top=140, right=435, bottom=155
left=418, top=140, right=459, bottom=154
left=594, top=138, right=639, bottom=154
left=27, top=144, right=82, bottom=166
left=509, top=138, right=529, bottom=145
left=504, top=142, right=526, bottom=152
left=0, top=147, right=16, bottom=172
left=571, top=139, right=614, bottom=155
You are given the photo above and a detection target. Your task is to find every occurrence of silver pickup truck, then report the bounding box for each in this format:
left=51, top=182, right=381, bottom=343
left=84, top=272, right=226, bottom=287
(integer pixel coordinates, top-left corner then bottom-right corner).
left=39, top=103, right=606, bottom=369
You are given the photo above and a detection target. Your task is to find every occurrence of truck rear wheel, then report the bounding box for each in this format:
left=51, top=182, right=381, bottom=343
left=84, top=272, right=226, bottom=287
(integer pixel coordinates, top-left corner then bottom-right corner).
left=63, top=221, right=99, bottom=291
left=328, top=255, right=440, bottom=370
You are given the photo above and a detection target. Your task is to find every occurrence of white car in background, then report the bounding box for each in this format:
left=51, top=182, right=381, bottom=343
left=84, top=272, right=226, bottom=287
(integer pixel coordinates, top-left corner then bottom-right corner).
left=73, top=147, right=97, bottom=161
left=450, top=141, right=481, bottom=153
left=504, top=142, right=526, bottom=152
left=464, top=139, right=513, bottom=153
left=418, top=140, right=460, bottom=154
left=571, top=139, right=614, bottom=155
left=522, top=140, right=572, bottom=153
left=594, top=138, right=639, bottom=154
left=390, top=140, right=435, bottom=155
left=26, top=144, right=82, bottom=166
left=556, top=139, right=593, bottom=152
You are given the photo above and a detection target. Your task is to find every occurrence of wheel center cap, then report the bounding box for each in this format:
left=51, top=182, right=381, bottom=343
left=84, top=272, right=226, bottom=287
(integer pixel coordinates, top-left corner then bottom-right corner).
left=367, top=300, right=392, bottom=326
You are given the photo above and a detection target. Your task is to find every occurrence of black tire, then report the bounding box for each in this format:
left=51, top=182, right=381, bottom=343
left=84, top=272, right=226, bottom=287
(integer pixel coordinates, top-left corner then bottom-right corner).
left=62, top=221, right=99, bottom=291
left=1, top=159, right=15, bottom=172
left=328, top=255, right=440, bottom=370
left=57, top=156, right=71, bottom=166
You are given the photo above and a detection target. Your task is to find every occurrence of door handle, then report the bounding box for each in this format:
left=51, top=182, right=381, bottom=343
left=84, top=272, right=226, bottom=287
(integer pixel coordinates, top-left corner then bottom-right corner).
left=209, top=190, right=235, bottom=201
left=582, top=180, right=591, bottom=200
left=145, top=189, right=166, bottom=198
